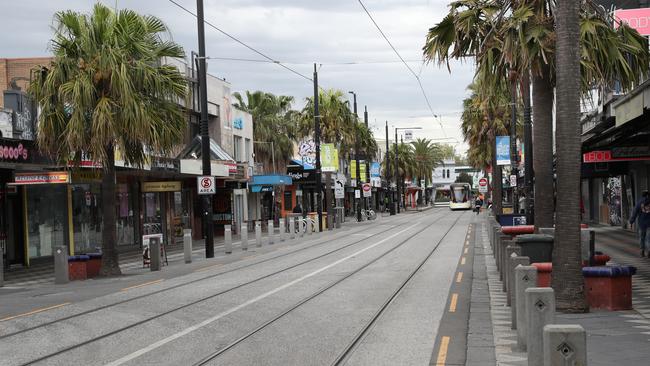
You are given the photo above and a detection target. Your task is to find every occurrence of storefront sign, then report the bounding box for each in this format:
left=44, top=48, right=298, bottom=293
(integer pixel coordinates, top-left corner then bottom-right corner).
left=615, top=8, right=650, bottom=36
left=496, top=136, right=510, bottom=165
left=13, top=171, right=70, bottom=185
left=583, top=149, right=650, bottom=163
left=260, top=186, right=273, bottom=192
left=197, top=176, right=215, bottom=195
left=72, top=170, right=102, bottom=183
left=151, top=157, right=180, bottom=173
left=0, top=140, right=29, bottom=162
left=142, top=181, right=181, bottom=192
left=320, top=144, right=339, bottom=172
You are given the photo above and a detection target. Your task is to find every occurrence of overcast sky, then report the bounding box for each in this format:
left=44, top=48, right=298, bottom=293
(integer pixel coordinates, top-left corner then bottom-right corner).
left=0, top=0, right=475, bottom=154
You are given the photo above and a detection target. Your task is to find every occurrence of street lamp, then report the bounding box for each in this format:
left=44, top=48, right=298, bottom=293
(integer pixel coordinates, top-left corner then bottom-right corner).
left=349, top=91, right=362, bottom=222
left=394, top=126, right=422, bottom=214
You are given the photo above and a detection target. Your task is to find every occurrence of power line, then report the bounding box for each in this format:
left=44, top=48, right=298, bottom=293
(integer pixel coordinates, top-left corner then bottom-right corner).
left=356, top=0, right=447, bottom=137
left=201, top=56, right=425, bottom=65
left=167, top=0, right=313, bottom=83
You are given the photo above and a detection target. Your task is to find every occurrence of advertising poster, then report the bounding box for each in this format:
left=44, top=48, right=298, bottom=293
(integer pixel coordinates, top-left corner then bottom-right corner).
left=496, top=136, right=511, bottom=166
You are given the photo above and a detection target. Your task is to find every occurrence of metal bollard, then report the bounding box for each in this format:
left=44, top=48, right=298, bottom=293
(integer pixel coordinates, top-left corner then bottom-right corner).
left=505, top=245, right=522, bottom=301
left=289, top=217, right=296, bottom=240
left=255, top=221, right=262, bottom=247
left=279, top=218, right=286, bottom=241
left=150, top=237, right=161, bottom=271
left=225, top=225, right=233, bottom=254
left=543, top=324, right=587, bottom=366
left=515, top=265, right=538, bottom=350
left=299, top=218, right=305, bottom=238
left=0, top=245, right=4, bottom=287
left=267, top=220, right=275, bottom=245
left=241, top=223, right=248, bottom=251
left=183, top=229, right=192, bottom=264
left=526, top=288, right=556, bottom=366
left=54, top=246, right=69, bottom=284
left=508, top=255, right=529, bottom=327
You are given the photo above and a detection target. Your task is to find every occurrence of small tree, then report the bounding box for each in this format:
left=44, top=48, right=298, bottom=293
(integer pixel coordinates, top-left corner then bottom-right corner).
left=455, top=172, right=473, bottom=186
left=30, top=4, right=187, bottom=275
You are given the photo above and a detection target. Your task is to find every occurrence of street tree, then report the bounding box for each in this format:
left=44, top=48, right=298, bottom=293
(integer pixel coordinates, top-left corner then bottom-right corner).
left=30, top=4, right=187, bottom=275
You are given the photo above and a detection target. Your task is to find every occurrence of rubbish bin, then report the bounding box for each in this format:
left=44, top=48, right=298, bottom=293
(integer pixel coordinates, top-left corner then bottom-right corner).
left=515, top=234, right=554, bottom=263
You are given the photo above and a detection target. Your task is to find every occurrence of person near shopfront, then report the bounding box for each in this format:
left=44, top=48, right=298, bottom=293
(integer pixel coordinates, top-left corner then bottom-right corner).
left=629, top=191, right=650, bottom=257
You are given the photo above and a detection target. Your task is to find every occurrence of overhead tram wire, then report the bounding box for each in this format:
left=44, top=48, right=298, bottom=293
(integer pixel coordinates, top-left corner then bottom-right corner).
left=356, top=0, right=447, bottom=137
left=166, top=0, right=314, bottom=84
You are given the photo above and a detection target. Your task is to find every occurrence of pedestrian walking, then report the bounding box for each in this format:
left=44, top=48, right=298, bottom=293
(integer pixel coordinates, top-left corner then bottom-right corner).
left=629, top=191, right=650, bottom=257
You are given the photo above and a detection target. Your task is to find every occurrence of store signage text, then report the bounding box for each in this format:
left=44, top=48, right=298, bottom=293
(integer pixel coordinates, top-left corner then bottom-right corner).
left=583, top=149, right=650, bottom=163
left=0, top=142, right=28, bottom=161
left=233, top=117, right=244, bottom=129
left=13, top=171, right=70, bottom=185
left=142, top=181, right=182, bottom=192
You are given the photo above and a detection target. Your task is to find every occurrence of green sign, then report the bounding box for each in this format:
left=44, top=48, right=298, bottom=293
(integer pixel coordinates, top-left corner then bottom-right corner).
left=320, top=144, right=339, bottom=172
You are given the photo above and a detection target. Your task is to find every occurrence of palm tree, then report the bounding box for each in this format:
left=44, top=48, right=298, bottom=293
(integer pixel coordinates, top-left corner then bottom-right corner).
left=29, top=4, right=187, bottom=276
left=553, top=0, right=587, bottom=313
left=232, top=91, right=297, bottom=172
left=411, top=138, right=443, bottom=187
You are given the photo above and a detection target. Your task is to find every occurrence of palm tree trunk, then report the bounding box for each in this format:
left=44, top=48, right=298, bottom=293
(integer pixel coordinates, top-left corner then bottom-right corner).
left=552, top=0, right=587, bottom=312
left=489, top=127, right=502, bottom=216
left=99, top=143, right=121, bottom=276
left=532, top=65, right=555, bottom=229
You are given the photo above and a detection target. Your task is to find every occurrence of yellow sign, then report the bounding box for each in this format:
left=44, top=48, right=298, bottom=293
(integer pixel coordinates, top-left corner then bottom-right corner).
left=350, top=161, right=367, bottom=182
left=13, top=172, right=70, bottom=185
left=320, top=144, right=339, bottom=172
left=72, top=170, right=102, bottom=183
left=142, top=181, right=182, bottom=192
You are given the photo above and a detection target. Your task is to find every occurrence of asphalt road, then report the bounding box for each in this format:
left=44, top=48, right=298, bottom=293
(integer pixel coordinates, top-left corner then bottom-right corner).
left=0, top=209, right=472, bottom=366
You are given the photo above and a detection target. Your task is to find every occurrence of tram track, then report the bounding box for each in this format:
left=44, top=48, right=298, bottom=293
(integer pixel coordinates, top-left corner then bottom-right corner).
left=10, top=211, right=444, bottom=366
left=191, top=212, right=464, bottom=366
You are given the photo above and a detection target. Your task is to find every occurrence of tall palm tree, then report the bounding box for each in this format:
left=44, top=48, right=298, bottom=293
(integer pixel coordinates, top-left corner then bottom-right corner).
left=553, top=0, right=587, bottom=313
left=30, top=4, right=187, bottom=275
left=232, top=91, right=297, bottom=172
left=411, top=138, right=443, bottom=187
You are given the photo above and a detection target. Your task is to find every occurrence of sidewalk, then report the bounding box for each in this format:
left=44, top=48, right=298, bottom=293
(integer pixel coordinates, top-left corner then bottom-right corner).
left=468, top=217, right=650, bottom=365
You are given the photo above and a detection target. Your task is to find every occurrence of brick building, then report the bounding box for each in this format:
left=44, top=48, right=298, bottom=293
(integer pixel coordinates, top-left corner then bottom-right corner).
left=0, top=57, right=52, bottom=108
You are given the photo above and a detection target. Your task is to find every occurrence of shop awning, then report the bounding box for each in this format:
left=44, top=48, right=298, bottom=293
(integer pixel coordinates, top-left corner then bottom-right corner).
left=177, top=136, right=235, bottom=162
left=249, top=174, right=293, bottom=193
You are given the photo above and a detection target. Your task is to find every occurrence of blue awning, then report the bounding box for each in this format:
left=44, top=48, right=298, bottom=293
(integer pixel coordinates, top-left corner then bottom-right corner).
left=250, top=175, right=293, bottom=186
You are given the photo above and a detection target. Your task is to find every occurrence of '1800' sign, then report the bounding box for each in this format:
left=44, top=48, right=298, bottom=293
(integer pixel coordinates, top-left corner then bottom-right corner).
left=0, top=143, right=28, bottom=160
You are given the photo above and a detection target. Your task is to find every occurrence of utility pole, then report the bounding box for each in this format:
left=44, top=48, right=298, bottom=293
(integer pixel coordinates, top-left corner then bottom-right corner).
left=386, top=121, right=394, bottom=215
left=196, top=0, right=214, bottom=258
left=522, top=74, right=533, bottom=224
left=350, top=91, right=361, bottom=222
left=364, top=106, right=370, bottom=210
left=394, top=128, right=399, bottom=214
left=314, top=64, right=323, bottom=231
left=510, top=76, right=519, bottom=215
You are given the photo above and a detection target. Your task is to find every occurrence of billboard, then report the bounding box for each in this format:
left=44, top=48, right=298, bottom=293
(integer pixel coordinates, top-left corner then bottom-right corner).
left=496, top=136, right=511, bottom=166
left=320, top=144, right=339, bottom=172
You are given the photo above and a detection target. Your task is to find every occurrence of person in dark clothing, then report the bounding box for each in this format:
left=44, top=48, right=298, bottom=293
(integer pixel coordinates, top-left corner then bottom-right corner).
left=474, top=196, right=483, bottom=215
left=292, top=203, right=303, bottom=215
left=629, top=191, right=650, bottom=257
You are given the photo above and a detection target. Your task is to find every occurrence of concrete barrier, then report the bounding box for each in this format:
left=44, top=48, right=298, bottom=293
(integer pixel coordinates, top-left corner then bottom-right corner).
left=515, top=265, right=538, bottom=350
left=267, top=220, right=274, bottom=245
left=526, top=288, right=556, bottom=366
left=225, top=225, right=233, bottom=254
left=543, top=324, right=587, bottom=366
left=255, top=221, right=262, bottom=247
left=508, top=255, right=529, bottom=325
left=183, top=229, right=192, bottom=264
left=241, top=223, right=248, bottom=251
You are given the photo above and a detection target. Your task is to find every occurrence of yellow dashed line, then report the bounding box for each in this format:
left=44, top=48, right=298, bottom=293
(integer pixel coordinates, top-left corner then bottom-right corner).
left=456, top=272, right=463, bottom=283
left=449, top=293, right=459, bottom=312
left=461, top=257, right=466, bottom=265
left=194, top=263, right=222, bottom=272
left=0, top=302, right=70, bottom=322
left=435, top=336, right=450, bottom=365
left=121, top=279, right=163, bottom=292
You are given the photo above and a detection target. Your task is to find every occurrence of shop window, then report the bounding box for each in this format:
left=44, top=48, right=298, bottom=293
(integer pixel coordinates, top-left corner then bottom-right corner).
left=71, top=184, right=103, bottom=254
left=26, top=185, right=67, bottom=259
left=173, top=189, right=191, bottom=238
left=143, top=192, right=162, bottom=235
left=116, top=184, right=135, bottom=247
left=284, top=190, right=292, bottom=211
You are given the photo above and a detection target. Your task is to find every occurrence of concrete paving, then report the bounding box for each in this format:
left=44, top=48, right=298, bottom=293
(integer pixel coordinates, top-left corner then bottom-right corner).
left=0, top=207, right=470, bottom=366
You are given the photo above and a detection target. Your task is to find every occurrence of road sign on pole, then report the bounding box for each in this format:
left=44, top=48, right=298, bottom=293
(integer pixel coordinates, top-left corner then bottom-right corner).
left=334, top=179, right=345, bottom=199
left=362, top=183, right=372, bottom=197
left=198, top=176, right=215, bottom=195
left=478, top=177, right=488, bottom=193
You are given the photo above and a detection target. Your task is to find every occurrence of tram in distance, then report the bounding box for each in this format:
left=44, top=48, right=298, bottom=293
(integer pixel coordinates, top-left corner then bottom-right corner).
left=449, top=182, right=473, bottom=210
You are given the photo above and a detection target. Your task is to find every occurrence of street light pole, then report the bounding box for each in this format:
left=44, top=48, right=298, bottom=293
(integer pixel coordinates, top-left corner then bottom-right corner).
left=196, top=0, right=214, bottom=258
left=349, top=91, right=361, bottom=222
left=394, top=128, right=399, bottom=214
left=386, top=121, right=393, bottom=215
left=314, top=64, right=323, bottom=231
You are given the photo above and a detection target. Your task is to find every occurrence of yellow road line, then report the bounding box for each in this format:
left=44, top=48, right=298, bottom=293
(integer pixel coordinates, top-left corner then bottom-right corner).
left=194, top=263, right=222, bottom=273
left=456, top=272, right=463, bottom=283
left=449, top=293, right=459, bottom=312
left=461, top=257, right=466, bottom=265
left=0, top=302, right=70, bottom=322
left=435, top=336, right=451, bottom=365
left=121, top=279, right=163, bottom=292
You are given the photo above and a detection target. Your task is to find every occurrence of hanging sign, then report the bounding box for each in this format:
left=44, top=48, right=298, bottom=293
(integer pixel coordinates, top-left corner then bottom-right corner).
left=12, top=171, right=70, bottom=185
left=197, top=176, right=215, bottom=195
left=320, top=144, right=339, bottom=172
left=496, top=136, right=511, bottom=166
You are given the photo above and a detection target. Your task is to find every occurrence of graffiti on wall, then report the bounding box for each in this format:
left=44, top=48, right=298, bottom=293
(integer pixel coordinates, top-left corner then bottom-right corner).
left=606, top=177, right=622, bottom=226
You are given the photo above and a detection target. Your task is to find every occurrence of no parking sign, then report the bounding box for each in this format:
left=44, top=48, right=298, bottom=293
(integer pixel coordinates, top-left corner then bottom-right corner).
left=198, top=176, right=215, bottom=195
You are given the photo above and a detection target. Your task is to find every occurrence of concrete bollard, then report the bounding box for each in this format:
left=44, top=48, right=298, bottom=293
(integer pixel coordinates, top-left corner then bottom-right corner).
left=54, top=246, right=69, bottom=284
left=267, top=220, right=274, bottom=245
left=279, top=218, right=286, bottom=241
left=150, top=237, right=161, bottom=271
left=496, top=234, right=510, bottom=273
left=505, top=245, right=522, bottom=301
left=183, top=229, right=192, bottom=264
left=307, top=218, right=313, bottom=235
left=499, top=239, right=513, bottom=284
left=299, top=218, right=305, bottom=238
left=526, top=288, right=556, bottom=366
left=224, top=225, right=233, bottom=254
left=241, top=223, right=248, bottom=251
left=508, top=255, right=529, bottom=325
left=543, top=324, right=587, bottom=366
left=0, top=244, right=4, bottom=287
left=255, top=221, right=262, bottom=247
left=289, top=217, right=296, bottom=240
left=515, top=265, right=538, bottom=350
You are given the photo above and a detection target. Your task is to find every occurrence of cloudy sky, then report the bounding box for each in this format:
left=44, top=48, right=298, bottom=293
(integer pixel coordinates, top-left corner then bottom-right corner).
left=0, top=0, right=475, bottom=153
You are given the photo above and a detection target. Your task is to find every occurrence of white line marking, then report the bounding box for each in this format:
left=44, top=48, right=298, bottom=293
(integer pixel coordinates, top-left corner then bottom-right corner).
left=106, top=222, right=420, bottom=366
